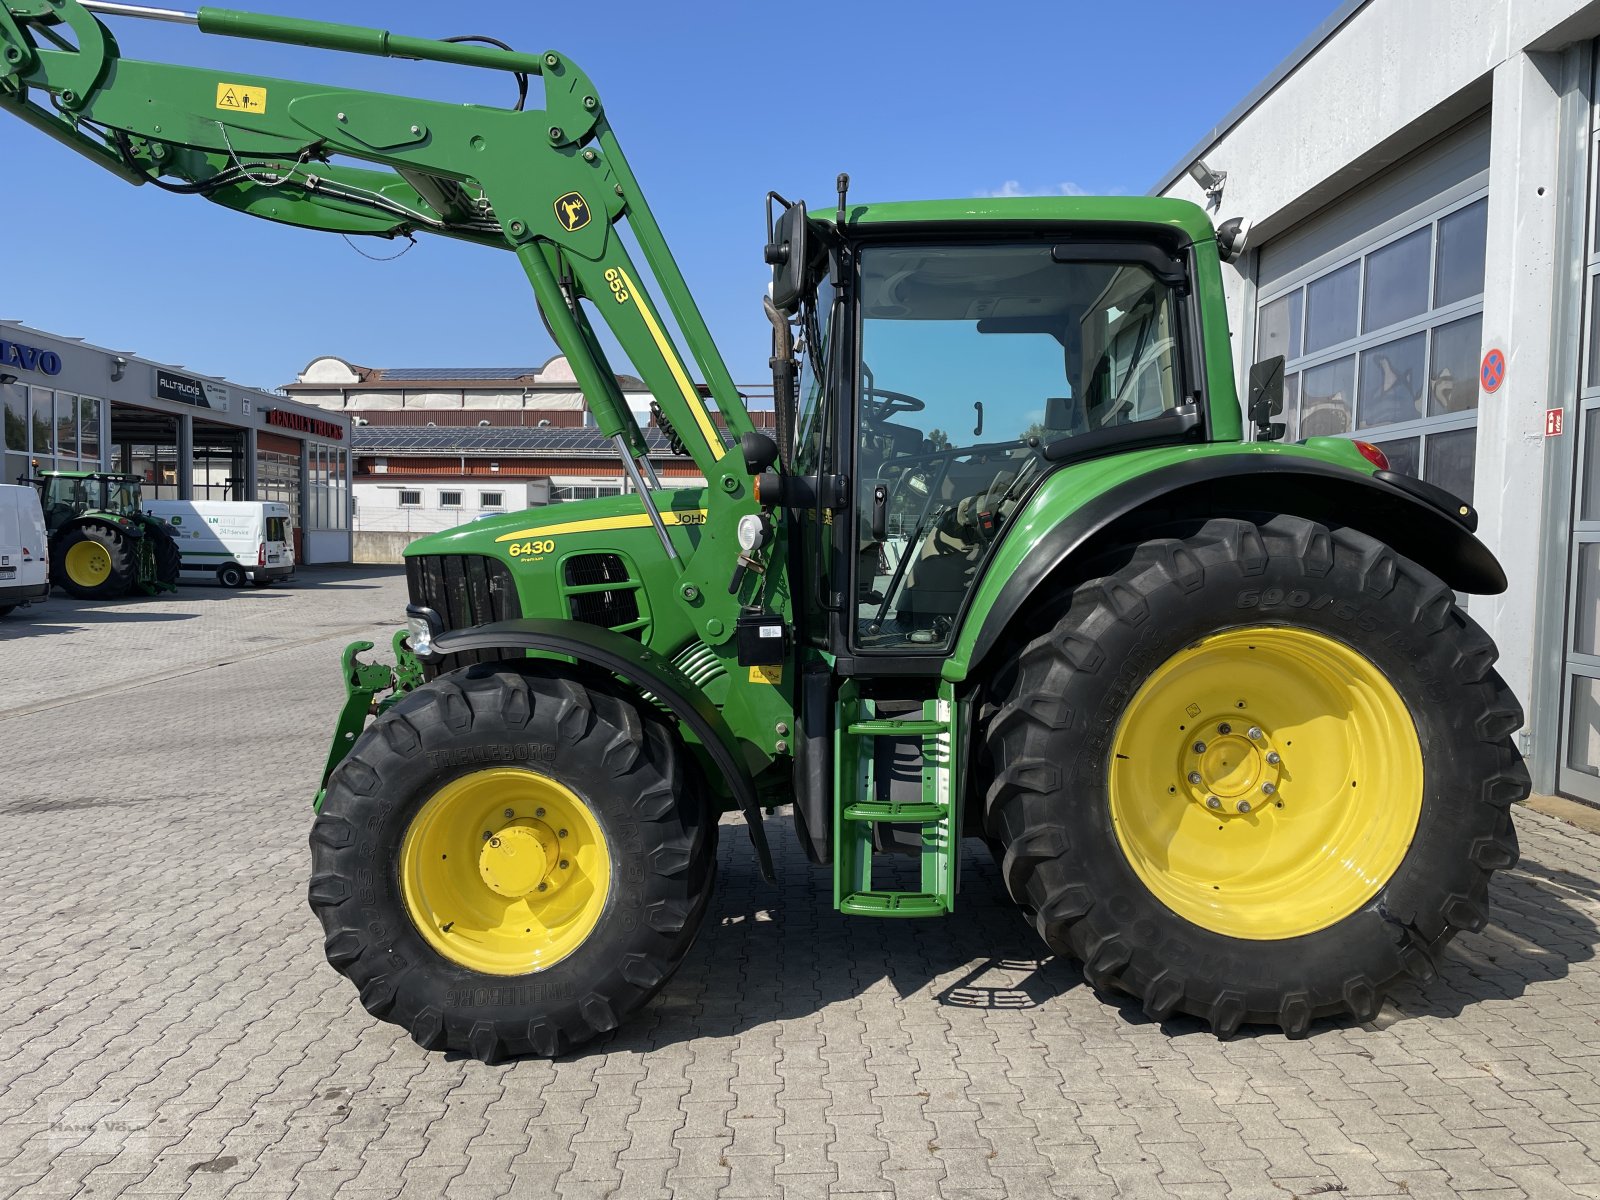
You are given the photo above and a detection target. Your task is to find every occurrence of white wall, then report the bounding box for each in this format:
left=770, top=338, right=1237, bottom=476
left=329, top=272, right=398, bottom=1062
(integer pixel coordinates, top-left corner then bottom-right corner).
left=355, top=480, right=549, bottom=534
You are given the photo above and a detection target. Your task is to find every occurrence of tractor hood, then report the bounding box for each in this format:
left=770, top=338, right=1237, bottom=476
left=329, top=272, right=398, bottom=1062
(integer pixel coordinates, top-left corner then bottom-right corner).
left=403, top=487, right=711, bottom=562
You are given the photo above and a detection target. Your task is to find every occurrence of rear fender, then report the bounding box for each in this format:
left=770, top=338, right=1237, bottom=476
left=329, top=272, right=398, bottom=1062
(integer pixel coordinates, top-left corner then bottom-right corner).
left=954, top=454, right=1505, bottom=683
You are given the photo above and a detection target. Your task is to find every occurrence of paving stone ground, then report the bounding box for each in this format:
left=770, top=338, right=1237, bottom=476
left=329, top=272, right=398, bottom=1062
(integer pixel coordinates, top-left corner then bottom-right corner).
left=2, top=567, right=1600, bottom=1199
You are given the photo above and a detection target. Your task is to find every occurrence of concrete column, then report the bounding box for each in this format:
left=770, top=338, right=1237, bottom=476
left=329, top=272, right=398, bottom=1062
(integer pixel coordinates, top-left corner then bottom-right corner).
left=176, top=411, right=194, bottom=499
left=1474, top=50, right=1568, bottom=726
left=244, top=427, right=258, bottom=501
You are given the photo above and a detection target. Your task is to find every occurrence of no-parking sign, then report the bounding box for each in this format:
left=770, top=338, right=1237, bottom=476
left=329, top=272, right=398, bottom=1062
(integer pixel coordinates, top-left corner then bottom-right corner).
left=1481, top=348, right=1506, bottom=394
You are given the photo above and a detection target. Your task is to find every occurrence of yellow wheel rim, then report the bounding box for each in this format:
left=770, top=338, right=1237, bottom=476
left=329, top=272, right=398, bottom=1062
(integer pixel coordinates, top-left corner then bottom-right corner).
left=1109, top=626, right=1423, bottom=940
left=400, top=767, right=612, bottom=975
left=65, top=540, right=112, bottom=587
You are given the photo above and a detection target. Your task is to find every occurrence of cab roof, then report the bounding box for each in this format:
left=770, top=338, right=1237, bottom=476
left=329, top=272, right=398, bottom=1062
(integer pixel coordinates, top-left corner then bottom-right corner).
left=821, top=195, right=1218, bottom=243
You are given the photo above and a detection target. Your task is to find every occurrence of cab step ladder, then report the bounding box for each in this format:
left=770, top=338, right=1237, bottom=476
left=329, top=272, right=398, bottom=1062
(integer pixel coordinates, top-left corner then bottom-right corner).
left=832, top=684, right=960, bottom=917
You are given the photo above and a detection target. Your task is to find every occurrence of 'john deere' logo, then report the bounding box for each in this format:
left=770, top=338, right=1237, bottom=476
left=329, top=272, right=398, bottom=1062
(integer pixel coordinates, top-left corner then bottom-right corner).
left=554, top=192, right=591, bottom=232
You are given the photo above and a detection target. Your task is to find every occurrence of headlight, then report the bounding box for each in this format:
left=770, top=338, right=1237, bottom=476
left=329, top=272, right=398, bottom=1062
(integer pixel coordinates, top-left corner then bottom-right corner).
left=405, top=605, right=442, bottom=657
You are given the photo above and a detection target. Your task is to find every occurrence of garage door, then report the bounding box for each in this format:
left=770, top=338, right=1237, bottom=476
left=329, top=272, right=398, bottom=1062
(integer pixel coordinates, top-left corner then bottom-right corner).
left=1252, top=118, right=1490, bottom=503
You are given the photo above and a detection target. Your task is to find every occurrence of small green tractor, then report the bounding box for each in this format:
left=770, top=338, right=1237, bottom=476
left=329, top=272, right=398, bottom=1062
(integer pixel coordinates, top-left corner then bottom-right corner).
left=31, top=470, right=180, bottom=600
left=2, top=2, right=1531, bottom=1060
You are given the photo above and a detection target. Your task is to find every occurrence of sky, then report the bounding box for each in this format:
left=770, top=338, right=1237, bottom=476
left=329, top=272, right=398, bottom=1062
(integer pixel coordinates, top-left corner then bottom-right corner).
left=0, top=1, right=1335, bottom=395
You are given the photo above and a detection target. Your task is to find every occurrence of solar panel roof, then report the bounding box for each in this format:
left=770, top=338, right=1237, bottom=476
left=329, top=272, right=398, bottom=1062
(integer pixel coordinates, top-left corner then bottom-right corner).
left=379, top=367, right=545, bottom=381
left=353, top=426, right=677, bottom=456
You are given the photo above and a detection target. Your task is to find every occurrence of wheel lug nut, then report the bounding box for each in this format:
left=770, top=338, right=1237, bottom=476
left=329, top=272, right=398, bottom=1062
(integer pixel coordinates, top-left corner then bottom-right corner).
left=482, top=831, right=493, bottom=841
left=537, top=882, right=548, bottom=892
left=1247, top=726, right=1263, bottom=740
left=1237, top=801, right=1252, bottom=814
left=1261, top=782, right=1277, bottom=796
left=1217, top=723, right=1231, bottom=735
left=504, top=808, right=515, bottom=818
left=1206, top=796, right=1221, bottom=810
left=1193, top=741, right=1207, bottom=754
left=559, top=859, right=569, bottom=870
left=1187, top=771, right=1203, bottom=785
left=535, top=808, right=546, bottom=818
left=558, top=829, right=568, bottom=838
left=490, top=836, right=501, bottom=847
left=1266, top=751, right=1281, bottom=766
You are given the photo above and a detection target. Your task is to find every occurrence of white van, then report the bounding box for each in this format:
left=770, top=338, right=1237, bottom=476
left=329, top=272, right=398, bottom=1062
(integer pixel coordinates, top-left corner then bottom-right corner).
left=0, top=483, right=49, bottom=616
left=141, top=500, right=295, bottom=588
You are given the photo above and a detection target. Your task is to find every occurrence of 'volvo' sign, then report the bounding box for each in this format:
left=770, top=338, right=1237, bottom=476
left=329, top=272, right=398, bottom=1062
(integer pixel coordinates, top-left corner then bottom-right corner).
left=0, top=338, right=63, bottom=377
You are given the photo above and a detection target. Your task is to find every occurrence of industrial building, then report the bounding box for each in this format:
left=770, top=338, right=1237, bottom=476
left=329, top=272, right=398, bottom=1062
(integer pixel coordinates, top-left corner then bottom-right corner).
left=1156, top=0, right=1600, bottom=803
left=1, top=320, right=352, bottom=564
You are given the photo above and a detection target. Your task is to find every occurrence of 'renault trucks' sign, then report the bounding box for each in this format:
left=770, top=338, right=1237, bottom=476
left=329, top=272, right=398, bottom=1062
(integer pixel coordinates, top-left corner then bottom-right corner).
left=267, top=408, right=344, bottom=441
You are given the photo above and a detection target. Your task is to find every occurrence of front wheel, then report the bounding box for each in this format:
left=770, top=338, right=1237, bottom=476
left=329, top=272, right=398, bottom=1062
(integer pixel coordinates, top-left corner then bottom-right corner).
left=217, top=563, right=246, bottom=589
left=310, top=667, right=717, bottom=1061
left=983, top=515, right=1528, bottom=1036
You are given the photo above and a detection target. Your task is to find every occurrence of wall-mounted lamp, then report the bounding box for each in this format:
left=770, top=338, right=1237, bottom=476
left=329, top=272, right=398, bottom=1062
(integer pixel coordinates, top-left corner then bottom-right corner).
left=111, top=355, right=128, bottom=383
left=1187, top=158, right=1228, bottom=210
left=0, top=373, right=17, bottom=386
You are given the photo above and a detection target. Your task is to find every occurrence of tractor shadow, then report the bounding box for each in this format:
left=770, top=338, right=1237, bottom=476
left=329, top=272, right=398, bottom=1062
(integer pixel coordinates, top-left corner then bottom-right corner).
left=607, top=807, right=1600, bottom=1053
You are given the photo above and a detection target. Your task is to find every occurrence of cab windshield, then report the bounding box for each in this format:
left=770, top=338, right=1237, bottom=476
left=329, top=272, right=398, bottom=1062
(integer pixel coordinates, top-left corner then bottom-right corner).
left=853, top=241, right=1187, bottom=651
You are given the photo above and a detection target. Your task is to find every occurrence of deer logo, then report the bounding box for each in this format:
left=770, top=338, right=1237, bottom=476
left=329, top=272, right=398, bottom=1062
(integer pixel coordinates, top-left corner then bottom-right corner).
left=554, top=192, right=591, bottom=233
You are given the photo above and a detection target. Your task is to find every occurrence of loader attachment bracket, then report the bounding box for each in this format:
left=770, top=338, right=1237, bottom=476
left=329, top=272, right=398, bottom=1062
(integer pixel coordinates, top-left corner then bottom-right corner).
left=315, top=639, right=395, bottom=809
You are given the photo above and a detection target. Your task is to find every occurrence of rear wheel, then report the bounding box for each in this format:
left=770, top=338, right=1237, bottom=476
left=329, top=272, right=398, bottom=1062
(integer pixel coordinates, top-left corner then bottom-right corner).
left=53, top=524, right=133, bottom=600
left=152, top=532, right=181, bottom=588
left=309, top=667, right=716, bottom=1061
left=983, top=515, right=1527, bottom=1035
left=217, top=563, right=246, bottom=589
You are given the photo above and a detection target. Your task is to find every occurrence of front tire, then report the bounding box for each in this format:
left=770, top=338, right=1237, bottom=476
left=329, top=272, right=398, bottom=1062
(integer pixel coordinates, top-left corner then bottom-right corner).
left=983, top=515, right=1527, bottom=1036
left=310, top=667, right=716, bottom=1062
left=217, top=563, right=246, bottom=589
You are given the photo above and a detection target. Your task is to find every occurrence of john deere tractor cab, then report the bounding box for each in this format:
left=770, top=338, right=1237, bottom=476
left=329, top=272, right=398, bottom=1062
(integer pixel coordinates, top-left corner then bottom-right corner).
left=29, top=469, right=179, bottom=599
left=1, top=1, right=1530, bottom=1061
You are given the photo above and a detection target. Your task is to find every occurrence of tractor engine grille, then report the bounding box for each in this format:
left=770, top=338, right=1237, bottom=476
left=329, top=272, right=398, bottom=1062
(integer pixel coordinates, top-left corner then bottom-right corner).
left=562, top=553, right=646, bottom=639
left=406, top=553, right=522, bottom=677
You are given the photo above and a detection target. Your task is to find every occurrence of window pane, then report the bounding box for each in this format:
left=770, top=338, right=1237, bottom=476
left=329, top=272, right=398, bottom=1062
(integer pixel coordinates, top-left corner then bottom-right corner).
left=1424, top=426, right=1477, bottom=504
left=1304, top=262, right=1360, bottom=353
left=1589, top=274, right=1600, bottom=391
left=56, top=393, right=78, bottom=461
left=78, top=397, right=100, bottom=465
left=1357, top=333, right=1426, bottom=429
left=1577, top=544, right=1600, bottom=657
left=481, top=492, right=503, bottom=508
left=1428, top=314, right=1482, bottom=416
left=1300, top=356, right=1355, bottom=437
left=1583, top=416, right=1600, bottom=523
left=1435, top=199, right=1488, bottom=307
left=399, top=490, right=421, bottom=506
left=440, top=491, right=462, bottom=507
left=1278, top=373, right=1301, bottom=442
left=1362, top=228, right=1432, bottom=334
left=1373, top=436, right=1420, bottom=478
left=30, top=389, right=53, bottom=458
left=1568, top=675, right=1600, bottom=777
left=2, top=382, right=25, bottom=453
left=1256, top=291, right=1302, bottom=362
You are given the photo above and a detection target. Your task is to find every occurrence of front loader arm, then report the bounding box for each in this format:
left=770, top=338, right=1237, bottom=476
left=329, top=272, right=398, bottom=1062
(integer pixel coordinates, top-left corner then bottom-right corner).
left=0, top=1, right=761, bottom=641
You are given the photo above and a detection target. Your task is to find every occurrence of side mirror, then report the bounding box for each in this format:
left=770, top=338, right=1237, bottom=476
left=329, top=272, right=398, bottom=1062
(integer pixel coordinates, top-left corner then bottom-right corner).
left=1248, top=355, right=1287, bottom=442
left=766, top=198, right=809, bottom=314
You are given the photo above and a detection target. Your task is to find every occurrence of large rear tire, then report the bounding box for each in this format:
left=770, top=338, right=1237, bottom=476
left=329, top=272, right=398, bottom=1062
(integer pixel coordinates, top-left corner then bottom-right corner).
left=152, top=531, right=181, bottom=589
left=983, top=515, right=1527, bottom=1036
left=310, top=666, right=717, bottom=1062
left=52, top=524, right=134, bottom=600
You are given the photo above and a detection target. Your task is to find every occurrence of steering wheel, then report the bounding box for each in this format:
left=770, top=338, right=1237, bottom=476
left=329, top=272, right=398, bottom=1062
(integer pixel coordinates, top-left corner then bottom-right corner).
left=863, top=385, right=926, bottom=422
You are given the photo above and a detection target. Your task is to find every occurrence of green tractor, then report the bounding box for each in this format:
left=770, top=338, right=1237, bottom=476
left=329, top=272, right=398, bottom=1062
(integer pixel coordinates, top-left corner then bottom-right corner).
left=2, top=3, right=1530, bottom=1059
left=32, top=470, right=180, bottom=600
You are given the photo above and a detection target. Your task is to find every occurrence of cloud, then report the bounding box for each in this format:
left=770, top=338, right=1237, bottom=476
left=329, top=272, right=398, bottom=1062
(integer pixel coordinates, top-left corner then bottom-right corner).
left=977, top=180, right=1092, bottom=198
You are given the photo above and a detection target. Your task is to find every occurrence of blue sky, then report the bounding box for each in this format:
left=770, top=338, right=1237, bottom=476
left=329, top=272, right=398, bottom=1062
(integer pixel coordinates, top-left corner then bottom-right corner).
left=0, top=1, right=1332, bottom=393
